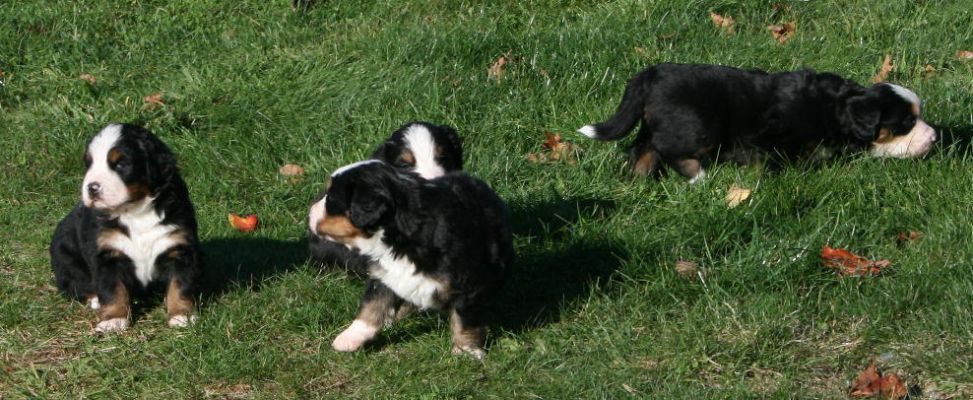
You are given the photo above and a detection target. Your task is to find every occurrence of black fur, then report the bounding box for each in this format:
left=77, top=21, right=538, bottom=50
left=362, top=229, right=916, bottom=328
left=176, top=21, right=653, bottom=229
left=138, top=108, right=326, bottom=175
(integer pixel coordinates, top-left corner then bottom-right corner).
left=50, top=124, right=200, bottom=327
left=317, top=161, right=513, bottom=352
left=308, top=121, right=463, bottom=273
left=583, top=63, right=930, bottom=178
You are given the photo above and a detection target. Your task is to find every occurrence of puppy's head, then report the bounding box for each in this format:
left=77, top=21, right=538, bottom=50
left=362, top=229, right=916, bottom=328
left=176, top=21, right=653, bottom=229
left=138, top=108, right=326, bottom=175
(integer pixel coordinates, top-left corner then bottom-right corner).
left=844, top=83, right=936, bottom=158
left=371, top=122, right=463, bottom=179
left=81, top=124, right=177, bottom=211
left=308, top=160, right=406, bottom=246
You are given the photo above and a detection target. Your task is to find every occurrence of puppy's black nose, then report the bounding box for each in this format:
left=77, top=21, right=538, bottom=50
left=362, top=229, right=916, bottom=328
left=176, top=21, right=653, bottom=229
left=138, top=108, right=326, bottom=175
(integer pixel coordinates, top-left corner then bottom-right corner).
left=87, top=182, right=102, bottom=197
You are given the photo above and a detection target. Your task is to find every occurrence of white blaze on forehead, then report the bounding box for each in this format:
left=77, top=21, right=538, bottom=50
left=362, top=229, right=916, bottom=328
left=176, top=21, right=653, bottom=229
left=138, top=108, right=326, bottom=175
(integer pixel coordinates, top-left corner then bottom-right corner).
left=885, top=83, right=922, bottom=110
left=82, top=124, right=128, bottom=208
left=402, top=124, right=446, bottom=179
left=330, top=159, right=383, bottom=177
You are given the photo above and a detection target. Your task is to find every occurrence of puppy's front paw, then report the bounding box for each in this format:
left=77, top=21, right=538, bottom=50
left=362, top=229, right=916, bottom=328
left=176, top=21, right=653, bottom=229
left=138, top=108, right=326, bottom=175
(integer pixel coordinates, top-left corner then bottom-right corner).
left=168, top=315, right=197, bottom=328
left=95, top=318, right=129, bottom=333
left=331, top=320, right=378, bottom=352
left=452, top=345, right=485, bottom=360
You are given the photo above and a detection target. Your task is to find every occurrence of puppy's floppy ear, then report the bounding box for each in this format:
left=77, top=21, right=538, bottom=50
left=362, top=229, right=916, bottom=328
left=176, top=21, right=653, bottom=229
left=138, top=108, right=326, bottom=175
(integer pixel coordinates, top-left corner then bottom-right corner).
left=370, top=140, right=393, bottom=162
left=349, top=186, right=390, bottom=229
left=441, top=124, right=464, bottom=169
left=129, top=125, right=178, bottom=191
left=844, top=93, right=881, bottom=142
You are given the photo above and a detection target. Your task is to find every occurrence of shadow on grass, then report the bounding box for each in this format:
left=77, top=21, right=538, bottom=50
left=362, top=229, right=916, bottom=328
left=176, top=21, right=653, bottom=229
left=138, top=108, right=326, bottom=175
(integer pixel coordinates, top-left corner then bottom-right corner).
left=200, top=237, right=309, bottom=297
left=494, top=196, right=627, bottom=335
left=938, top=124, right=973, bottom=155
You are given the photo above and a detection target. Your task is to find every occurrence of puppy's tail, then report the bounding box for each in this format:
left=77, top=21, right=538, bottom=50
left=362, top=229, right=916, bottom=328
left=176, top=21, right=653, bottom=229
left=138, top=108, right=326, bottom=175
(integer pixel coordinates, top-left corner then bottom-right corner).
left=577, top=72, right=649, bottom=141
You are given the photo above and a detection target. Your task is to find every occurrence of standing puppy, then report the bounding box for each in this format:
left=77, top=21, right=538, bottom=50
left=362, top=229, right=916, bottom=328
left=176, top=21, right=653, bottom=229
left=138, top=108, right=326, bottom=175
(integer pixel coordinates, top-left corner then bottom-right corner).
left=308, top=161, right=513, bottom=358
left=308, top=122, right=463, bottom=271
left=578, top=63, right=936, bottom=182
left=50, top=124, right=201, bottom=332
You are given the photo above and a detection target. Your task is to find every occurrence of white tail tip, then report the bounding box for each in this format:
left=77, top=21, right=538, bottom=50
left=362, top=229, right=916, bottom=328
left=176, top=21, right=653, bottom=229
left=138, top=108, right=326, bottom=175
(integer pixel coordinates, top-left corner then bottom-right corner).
left=577, top=125, right=597, bottom=138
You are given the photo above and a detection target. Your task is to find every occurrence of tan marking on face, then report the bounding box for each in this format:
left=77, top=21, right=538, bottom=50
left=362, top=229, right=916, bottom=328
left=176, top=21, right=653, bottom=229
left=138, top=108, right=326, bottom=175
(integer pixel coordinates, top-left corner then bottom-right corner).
left=98, top=283, right=130, bottom=322
left=165, top=278, right=194, bottom=320
left=875, top=127, right=894, bottom=143
left=632, top=150, right=659, bottom=176
left=911, top=103, right=920, bottom=116
left=400, top=149, right=416, bottom=166
left=317, top=215, right=364, bottom=243
left=107, top=148, right=123, bottom=164
left=449, top=309, right=485, bottom=355
left=126, top=182, right=152, bottom=202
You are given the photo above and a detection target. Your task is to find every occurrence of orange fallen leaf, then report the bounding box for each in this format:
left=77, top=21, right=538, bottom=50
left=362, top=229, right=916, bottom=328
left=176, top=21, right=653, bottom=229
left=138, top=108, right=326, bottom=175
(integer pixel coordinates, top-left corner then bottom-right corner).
left=488, top=51, right=511, bottom=82
left=726, top=185, right=752, bottom=208
left=767, top=21, right=796, bottom=44
left=850, top=360, right=909, bottom=399
left=527, top=132, right=581, bottom=164
left=922, top=64, right=936, bottom=78
left=872, top=55, right=894, bottom=84
left=228, top=213, right=259, bottom=232
left=279, top=163, right=305, bottom=177
left=709, top=12, right=735, bottom=34
left=79, top=73, right=97, bottom=84
left=821, top=245, right=891, bottom=276
left=143, top=92, right=166, bottom=109
left=957, top=50, right=973, bottom=60
left=896, top=231, right=921, bottom=246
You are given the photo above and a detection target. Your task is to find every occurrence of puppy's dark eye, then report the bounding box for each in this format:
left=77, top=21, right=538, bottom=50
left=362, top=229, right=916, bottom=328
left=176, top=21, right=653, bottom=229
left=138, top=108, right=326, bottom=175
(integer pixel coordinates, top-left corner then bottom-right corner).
left=113, top=158, right=130, bottom=170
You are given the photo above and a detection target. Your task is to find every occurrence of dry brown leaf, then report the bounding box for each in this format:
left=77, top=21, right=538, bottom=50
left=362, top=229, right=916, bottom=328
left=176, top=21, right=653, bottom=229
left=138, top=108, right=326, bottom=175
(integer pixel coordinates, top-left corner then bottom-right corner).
left=79, top=73, right=97, bottom=84
left=675, top=260, right=700, bottom=280
left=872, top=55, right=894, bottom=84
left=488, top=51, right=511, bottom=82
left=957, top=50, right=973, bottom=60
left=526, top=132, right=581, bottom=164
left=849, top=360, right=909, bottom=399
left=279, top=163, right=305, bottom=177
left=922, top=64, right=936, bottom=78
left=143, top=92, right=165, bottom=109
left=726, top=185, right=752, bottom=208
left=768, top=21, right=796, bottom=44
left=896, top=231, right=922, bottom=246
left=710, top=12, right=735, bottom=34
left=622, top=384, right=639, bottom=395
left=821, top=246, right=892, bottom=277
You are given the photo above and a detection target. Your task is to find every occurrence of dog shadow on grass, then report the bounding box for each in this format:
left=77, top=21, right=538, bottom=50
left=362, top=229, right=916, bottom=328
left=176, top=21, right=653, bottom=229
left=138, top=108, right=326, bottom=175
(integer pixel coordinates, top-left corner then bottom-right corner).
left=493, top=197, right=629, bottom=335
left=200, top=237, right=309, bottom=297
left=938, top=124, right=973, bottom=155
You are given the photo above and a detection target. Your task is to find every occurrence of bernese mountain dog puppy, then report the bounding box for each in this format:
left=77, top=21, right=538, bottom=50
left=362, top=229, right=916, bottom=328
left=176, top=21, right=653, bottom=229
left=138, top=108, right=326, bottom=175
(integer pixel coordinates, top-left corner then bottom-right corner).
left=308, top=160, right=513, bottom=358
left=50, top=124, right=200, bottom=332
left=578, top=63, right=937, bottom=182
left=308, top=121, right=463, bottom=271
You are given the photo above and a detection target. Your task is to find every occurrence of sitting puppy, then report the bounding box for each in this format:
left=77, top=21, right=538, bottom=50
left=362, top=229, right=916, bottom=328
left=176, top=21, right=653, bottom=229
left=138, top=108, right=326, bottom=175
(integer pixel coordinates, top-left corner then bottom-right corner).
left=308, top=121, right=463, bottom=272
left=308, top=161, right=513, bottom=358
left=50, top=124, right=200, bottom=332
left=578, top=63, right=937, bottom=182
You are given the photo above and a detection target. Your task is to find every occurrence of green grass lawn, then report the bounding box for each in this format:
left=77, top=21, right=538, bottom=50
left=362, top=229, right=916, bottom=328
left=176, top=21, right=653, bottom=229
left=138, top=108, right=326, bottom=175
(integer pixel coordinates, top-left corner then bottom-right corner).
left=2, top=0, right=972, bottom=398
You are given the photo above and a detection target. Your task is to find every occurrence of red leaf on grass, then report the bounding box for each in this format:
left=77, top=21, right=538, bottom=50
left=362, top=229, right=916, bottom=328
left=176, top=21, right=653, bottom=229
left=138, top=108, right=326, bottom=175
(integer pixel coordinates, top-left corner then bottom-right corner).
left=709, top=12, right=735, bottom=34
left=527, top=132, right=582, bottom=164
left=488, top=51, right=511, bottom=82
left=957, top=50, right=973, bottom=60
left=228, top=213, right=258, bottom=232
left=768, top=21, right=797, bottom=43
left=821, top=246, right=891, bottom=276
left=872, top=55, right=894, bottom=83
left=143, top=92, right=166, bottom=109
left=850, top=360, right=909, bottom=399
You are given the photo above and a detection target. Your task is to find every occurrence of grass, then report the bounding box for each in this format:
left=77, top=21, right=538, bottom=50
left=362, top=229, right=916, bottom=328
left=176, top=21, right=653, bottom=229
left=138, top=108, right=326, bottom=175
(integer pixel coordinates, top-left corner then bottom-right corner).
left=2, top=0, right=972, bottom=398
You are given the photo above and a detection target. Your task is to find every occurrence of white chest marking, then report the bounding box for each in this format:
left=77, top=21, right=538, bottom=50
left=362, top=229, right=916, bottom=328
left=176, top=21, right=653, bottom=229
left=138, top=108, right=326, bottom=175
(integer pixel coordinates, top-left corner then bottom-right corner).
left=352, top=230, right=444, bottom=310
left=101, top=200, right=183, bottom=287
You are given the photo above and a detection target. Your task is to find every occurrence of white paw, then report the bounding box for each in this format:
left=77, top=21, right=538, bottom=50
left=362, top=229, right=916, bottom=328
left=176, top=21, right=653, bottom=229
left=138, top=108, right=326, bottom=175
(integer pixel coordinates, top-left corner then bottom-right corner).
left=87, top=297, right=101, bottom=310
left=95, top=318, right=129, bottom=332
left=452, top=346, right=485, bottom=360
left=168, top=315, right=197, bottom=327
left=331, top=320, right=378, bottom=352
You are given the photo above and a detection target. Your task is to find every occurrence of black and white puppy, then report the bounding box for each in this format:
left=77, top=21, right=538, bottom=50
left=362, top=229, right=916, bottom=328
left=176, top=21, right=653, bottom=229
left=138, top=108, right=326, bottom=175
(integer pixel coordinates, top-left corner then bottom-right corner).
left=308, top=122, right=463, bottom=271
left=50, top=124, right=200, bottom=332
left=308, top=161, right=513, bottom=358
left=578, top=63, right=937, bottom=182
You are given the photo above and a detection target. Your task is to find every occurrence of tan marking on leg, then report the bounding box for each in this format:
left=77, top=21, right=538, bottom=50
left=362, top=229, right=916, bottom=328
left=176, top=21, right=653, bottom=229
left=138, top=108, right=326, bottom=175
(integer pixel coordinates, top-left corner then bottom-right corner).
left=450, top=309, right=485, bottom=359
left=674, top=158, right=702, bottom=180
left=98, top=283, right=130, bottom=320
left=165, top=278, right=194, bottom=325
left=631, top=149, right=659, bottom=176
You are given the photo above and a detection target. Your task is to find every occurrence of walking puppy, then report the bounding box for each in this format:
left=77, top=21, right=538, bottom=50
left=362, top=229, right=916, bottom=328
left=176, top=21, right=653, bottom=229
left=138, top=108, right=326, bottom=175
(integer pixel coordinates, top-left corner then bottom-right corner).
left=50, top=124, right=201, bottom=332
left=579, top=63, right=936, bottom=182
left=309, top=122, right=463, bottom=271
left=308, top=161, right=513, bottom=358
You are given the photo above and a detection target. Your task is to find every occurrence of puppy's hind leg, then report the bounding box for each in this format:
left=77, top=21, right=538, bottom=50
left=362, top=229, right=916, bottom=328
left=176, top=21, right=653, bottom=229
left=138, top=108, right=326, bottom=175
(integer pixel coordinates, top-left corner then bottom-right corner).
left=332, top=279, right=404, bottom=352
